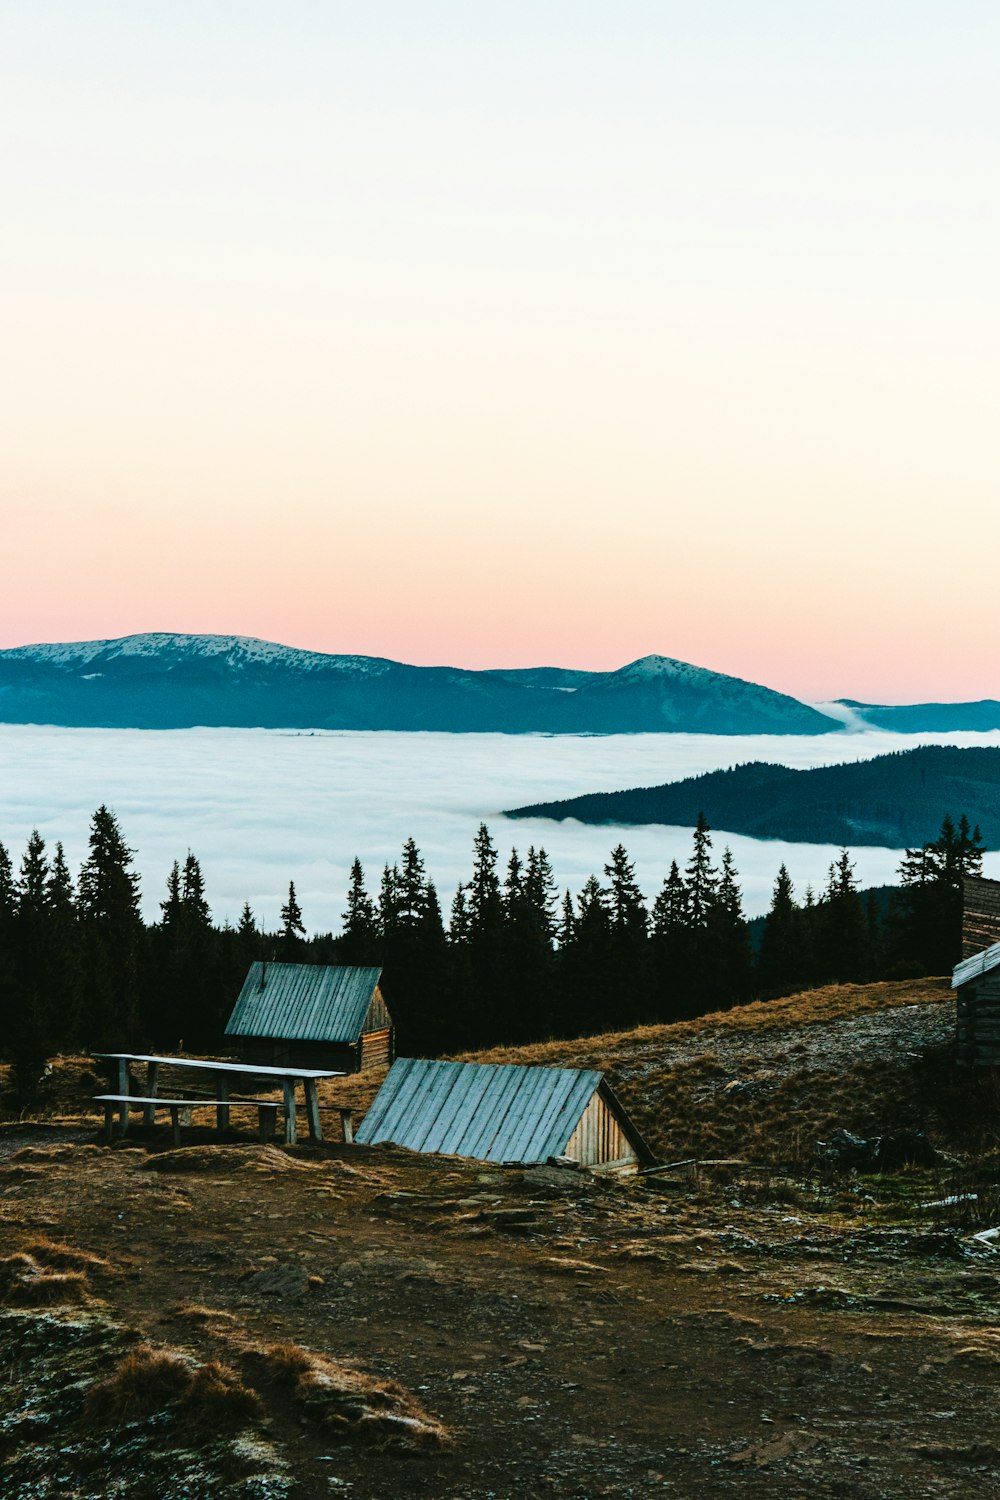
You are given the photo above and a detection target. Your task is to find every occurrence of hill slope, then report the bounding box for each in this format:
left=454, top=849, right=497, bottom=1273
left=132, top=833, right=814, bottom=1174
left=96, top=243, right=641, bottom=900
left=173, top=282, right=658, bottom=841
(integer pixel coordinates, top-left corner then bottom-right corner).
left=462, top=977, right=957, bottom=1164
left=0, top=634, right=838, bottom=734
left=506, top=743, right=1000, bottom=846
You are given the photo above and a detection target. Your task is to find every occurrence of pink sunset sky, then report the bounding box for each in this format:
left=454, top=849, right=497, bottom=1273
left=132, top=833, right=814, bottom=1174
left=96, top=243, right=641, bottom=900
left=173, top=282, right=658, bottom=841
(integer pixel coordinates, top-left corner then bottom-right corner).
left=3, top=3, right=998, bottom=705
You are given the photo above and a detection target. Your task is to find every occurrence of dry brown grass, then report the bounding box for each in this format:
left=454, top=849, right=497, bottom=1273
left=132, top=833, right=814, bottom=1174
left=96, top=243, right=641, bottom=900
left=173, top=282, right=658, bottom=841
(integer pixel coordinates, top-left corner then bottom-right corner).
left=168, top=1302, right=239, bottom=1324
left=0, top=1252, right=92, bottom=1307
left=462, top=979, right=951, bottom=1071
left=25, top=1239, right=113, bottom=1275
left=87, top=1345, right=262, bottom=1429
left=242, top=1339, right=451, bottom=1449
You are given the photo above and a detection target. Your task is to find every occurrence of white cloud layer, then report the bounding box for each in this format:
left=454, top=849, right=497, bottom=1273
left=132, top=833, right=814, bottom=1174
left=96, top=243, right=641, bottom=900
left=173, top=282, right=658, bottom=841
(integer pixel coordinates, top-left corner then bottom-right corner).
left=1, top=725, right=999, bottom=931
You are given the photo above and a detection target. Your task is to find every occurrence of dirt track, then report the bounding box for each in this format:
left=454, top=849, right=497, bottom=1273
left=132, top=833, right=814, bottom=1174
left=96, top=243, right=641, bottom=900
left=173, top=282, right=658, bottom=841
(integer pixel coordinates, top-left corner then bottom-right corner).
left=4, top=1128, right=1000, bottom=1499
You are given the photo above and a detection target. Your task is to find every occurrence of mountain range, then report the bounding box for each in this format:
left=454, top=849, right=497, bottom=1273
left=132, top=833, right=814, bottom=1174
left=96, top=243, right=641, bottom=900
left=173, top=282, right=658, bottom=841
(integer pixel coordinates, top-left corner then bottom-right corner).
left=506, top=744, right=1000, bottom=847
left=0, top=633, right=837, bottom=734
left=0, top=633, right=996, bottom=736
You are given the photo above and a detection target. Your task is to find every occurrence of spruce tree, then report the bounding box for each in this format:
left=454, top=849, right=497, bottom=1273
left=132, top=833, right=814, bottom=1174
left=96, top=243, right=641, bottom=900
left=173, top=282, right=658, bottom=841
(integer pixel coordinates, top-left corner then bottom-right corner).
left=11, top=831, right=52, bottom=1100
left=77, top=806, right=143, bottom=1047
left=703, top=847, right=753, bottom=1008
left=757, top=864, right=799, bottom=996
left=341, top=860, right=378, bottom=964
left=280, top=881, right=306, bottom=953
left=46, top=843, right=81, bottom=1050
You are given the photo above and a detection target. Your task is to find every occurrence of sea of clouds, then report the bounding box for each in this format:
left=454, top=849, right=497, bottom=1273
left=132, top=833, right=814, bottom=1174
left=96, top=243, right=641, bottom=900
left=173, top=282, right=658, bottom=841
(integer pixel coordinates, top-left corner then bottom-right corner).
left=1, top=724, right=999, bottom=931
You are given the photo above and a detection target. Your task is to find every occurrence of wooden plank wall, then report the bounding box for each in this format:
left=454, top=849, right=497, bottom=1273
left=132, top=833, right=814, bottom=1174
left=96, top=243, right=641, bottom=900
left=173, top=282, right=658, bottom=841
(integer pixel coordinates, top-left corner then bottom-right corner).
left=360, top=1027, right=393, bottom=1072
left=962, top=876, right=1000, bottom=960
left=564, top=1091, right=638, bottom=1167
left=956, top=972, right=1000, bottom=1067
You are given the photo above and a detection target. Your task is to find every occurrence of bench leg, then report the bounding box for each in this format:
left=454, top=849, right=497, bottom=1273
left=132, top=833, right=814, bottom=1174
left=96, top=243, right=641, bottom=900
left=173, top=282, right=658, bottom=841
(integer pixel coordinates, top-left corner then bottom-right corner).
left=169, top=1105, right=181, bottom=1147
left=283, top=1081, right=297, bottom=1146
left=143, top=1061, right=159, bottom=1129
left=117, top=1058, right=130, bottom=1136
left=257, top=1107, right=274, bottom=1144
left=339, top=1108, right=354, bottom=1146
left=305, top=1080, right=322, bottom=1142
left=103, top=1102, right=115, bottom=1144
left=216, top=1077, right=230, bottom=1136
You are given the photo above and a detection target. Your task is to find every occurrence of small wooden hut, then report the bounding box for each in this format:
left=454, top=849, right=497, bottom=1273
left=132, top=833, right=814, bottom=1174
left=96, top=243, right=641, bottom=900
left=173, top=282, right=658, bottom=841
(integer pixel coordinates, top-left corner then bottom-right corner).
left=962, top=875, right=1000, bottom=961
left=953, top=942, right=1000, bottom=1067
left=355, top=1057, right=653, bottom=1171
left=225, top=962, right=392, bottom=1073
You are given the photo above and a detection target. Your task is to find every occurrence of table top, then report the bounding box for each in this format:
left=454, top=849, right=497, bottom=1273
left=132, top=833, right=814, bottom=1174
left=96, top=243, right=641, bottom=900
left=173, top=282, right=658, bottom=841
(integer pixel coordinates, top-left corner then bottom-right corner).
left=93, top=1052, right=344, bottom=1081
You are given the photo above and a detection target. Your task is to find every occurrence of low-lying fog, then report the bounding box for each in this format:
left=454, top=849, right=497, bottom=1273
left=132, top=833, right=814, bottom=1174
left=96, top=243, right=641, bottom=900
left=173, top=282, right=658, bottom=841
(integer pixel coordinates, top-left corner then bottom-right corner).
left=2, top=724, right=998, bottom=930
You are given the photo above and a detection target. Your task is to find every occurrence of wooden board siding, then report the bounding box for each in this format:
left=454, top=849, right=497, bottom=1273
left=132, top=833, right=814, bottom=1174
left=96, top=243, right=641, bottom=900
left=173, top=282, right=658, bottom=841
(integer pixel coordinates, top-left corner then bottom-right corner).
left=563, top=1090, right=638, bottom=1168
left=364, top=987, right=392, bottom=1032
left=956, top=971, right=1000, bottom=1067
left=360, top=1027, right=393, bottom=1072
left=962, top=876, right=1000, bottom=961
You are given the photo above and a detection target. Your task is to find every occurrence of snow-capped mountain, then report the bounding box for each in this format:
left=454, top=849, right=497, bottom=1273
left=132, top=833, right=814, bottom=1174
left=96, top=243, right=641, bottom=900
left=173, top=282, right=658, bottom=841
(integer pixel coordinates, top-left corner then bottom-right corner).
left=0, top=633, right=839, bottom=735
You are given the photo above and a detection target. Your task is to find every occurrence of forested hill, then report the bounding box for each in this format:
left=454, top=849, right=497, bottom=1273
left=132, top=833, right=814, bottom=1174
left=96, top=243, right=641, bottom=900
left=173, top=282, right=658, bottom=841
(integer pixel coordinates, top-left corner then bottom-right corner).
left=506, top=745, right=1000, bottom=847
left=0, top=634, right=836, bottom=734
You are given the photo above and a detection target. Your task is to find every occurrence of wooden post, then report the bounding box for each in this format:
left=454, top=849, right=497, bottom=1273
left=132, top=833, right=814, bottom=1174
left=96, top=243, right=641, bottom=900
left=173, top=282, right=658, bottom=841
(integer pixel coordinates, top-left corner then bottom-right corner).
left=216, top=1076, right=230, bottom=1135
left=143, top=1061, right=159, bottom=1129
left=116, top=1057, right=130, bottom=1136
left=304, top=1079, right=322, bottom=1142
left=169, top=1105, right=181, bottom=1147
left=103, top=1102, right=115, bottom=1144
left=257, top=1106, right=273, bottom=1143
left=339, top=1108, right=354, bottom=1145
left=283, top=1080, right=297, bottom=1146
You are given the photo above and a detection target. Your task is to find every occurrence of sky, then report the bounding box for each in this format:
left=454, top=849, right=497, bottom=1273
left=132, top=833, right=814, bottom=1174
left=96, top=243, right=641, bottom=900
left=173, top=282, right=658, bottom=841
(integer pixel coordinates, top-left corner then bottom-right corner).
left=3, top=3, right=998, bottom=703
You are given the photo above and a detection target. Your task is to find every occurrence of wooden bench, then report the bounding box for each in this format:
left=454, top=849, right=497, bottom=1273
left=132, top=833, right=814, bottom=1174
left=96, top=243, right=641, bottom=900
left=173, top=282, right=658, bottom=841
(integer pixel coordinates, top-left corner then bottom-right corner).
left=95, top=1094, right=281, bottom=1147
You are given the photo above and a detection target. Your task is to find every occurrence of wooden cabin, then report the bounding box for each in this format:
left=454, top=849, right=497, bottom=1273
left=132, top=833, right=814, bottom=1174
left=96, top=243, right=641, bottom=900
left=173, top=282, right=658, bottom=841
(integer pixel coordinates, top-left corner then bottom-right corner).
left=953, top=942, right=1000, bottom=1067
left=355, top=1057, right=654, bottom=1171
left=225, top=962, right=392, bottom=1074
left=962, top=875, right=1000, bottom=961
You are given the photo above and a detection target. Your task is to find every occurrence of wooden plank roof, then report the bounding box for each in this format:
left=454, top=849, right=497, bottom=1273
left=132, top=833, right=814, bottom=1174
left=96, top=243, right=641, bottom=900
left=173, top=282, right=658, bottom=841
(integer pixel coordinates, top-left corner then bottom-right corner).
left=953, top=941, right=1000, bottom=989
left=225, top=962, right=383, bottom=1043
left=355, top=1057, right=616, bottom=1164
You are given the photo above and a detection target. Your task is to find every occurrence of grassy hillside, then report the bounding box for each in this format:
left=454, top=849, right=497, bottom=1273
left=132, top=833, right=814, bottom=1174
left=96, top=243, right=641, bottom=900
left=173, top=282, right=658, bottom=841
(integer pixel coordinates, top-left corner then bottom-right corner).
left=506, top=743, right=1000, bottom=846
left=461, top=978, right=982, bottom=1166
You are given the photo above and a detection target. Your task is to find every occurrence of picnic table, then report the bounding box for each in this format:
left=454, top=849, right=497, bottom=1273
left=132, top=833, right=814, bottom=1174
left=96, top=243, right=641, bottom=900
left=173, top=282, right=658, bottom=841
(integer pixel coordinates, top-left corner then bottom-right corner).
left=93, top=1052, right=344, bottom=1145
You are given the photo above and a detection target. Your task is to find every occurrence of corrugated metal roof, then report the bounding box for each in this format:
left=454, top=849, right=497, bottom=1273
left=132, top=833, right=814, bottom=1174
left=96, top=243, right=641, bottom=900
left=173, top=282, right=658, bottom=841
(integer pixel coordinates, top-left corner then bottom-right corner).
left=354, top=1057, right=604, bottom=1164
left=225, top=962, right=383, bottom=1042
left=952, top=942, right=1000, bottom=989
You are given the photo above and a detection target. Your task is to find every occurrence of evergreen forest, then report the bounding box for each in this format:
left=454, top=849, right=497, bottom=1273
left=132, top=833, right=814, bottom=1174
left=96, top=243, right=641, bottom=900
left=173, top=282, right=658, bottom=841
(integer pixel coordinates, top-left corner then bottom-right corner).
left=0, top=804, right=987, bottom=1103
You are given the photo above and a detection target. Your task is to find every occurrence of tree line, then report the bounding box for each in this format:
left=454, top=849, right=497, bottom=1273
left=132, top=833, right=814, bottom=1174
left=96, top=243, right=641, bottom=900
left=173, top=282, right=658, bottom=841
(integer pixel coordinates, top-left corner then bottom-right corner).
left=0, top=804, right=986, bottom=1101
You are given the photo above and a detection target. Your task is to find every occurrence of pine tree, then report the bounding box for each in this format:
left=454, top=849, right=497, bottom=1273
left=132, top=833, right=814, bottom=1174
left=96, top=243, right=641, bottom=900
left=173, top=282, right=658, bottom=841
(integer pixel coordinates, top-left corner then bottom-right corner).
left=816, top=849, right=868, bottom=982
left=703, top=847, right=753, bottom=1007
left=377, top=865, right=400, bottom=940
left=280, top=881, right=305, bottom=952
left=891, top=812, right=984, bottom=974
left=10, top=831, right=52, bottom=1100
left=341, top=859, right=378, bottom=964
left=757, top=864, right=799, bottom=996
left=685, top=813, right=718, bottom=926
left=46, top=842, right=81, bottom=1049
left=77, top=806, right=143, bottom=1047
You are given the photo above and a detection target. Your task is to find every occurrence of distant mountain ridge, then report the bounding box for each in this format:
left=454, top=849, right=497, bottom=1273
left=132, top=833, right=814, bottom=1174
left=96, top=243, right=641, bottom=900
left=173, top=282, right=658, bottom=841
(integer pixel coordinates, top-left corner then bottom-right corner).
left=837, top=699, right=1000, bottom=733
left=506, top=744, right=1000, bottom=847
left=0, top=632, right=837, bottom=734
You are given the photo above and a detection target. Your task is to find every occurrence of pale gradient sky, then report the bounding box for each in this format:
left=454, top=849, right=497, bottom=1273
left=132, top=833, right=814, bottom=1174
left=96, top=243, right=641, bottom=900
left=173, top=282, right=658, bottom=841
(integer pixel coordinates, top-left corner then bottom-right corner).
left=3, top=2, right=998, bottom=703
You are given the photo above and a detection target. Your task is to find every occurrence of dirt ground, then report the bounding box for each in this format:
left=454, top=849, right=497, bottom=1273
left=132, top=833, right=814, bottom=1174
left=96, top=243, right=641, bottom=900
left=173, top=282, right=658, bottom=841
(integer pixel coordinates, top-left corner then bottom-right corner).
left=4, top=1119, right=1000, bottom=1500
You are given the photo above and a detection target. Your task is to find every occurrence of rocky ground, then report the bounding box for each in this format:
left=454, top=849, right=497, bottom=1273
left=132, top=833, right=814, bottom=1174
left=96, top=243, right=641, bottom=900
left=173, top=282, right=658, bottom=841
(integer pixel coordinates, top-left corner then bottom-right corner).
left=5, top=978, right=1000, bottom=1498
left=4, top=1122, right=1000, bottom=1499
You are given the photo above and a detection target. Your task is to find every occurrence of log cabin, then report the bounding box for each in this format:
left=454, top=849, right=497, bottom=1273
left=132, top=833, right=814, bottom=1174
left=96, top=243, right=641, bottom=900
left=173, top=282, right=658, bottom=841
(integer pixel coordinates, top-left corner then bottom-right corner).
left=355, top=1057, right=654, bottom=1171
left=953, top=941, right=1000, bottom=1068
left=225, top=962, right=393, bottom=1074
